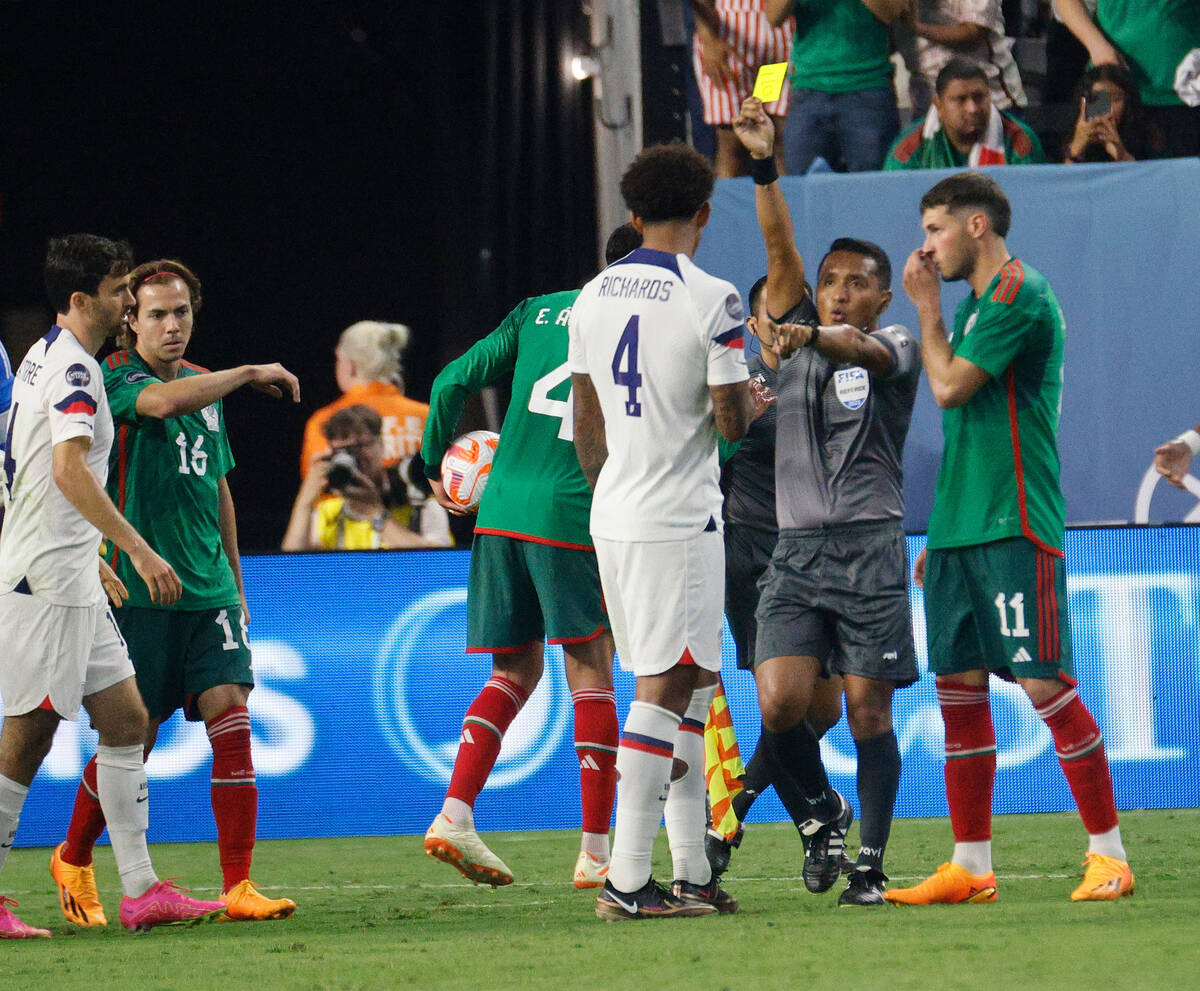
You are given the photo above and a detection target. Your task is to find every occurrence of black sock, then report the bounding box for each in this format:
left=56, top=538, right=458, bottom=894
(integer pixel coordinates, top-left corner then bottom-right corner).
left=731, top=736, right=769, bottom=822
left=761, top=721, right=837, bottom=820
left=853, top=730, right=900, bottom=874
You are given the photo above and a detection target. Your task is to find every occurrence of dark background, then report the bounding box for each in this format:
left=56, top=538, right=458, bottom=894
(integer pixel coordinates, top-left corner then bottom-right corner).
left=0, top=1, right=598, bottom=548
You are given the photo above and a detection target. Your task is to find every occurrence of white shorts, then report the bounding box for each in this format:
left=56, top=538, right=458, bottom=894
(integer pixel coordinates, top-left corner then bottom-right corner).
left=594, top=530, right=725, bottom=676
left=0, top=591, right=134, bottom=718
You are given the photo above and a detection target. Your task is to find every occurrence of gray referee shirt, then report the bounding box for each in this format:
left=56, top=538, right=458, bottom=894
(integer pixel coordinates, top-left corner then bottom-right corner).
left=773, top=302, right=921, bottom=530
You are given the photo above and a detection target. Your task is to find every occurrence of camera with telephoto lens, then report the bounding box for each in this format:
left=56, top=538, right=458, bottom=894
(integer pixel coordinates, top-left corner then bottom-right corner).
left=326, top=450, right=359, bottom=490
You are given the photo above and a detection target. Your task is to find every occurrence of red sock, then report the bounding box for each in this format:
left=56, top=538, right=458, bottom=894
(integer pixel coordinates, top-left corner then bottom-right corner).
left=62, top=755, right=106, bottom=867
left=208, top=705, right=257, bottom=892
left=938, top=680, right=995, bottom=843
left=573, top=688, right=618, bottom=835
left=1035, top=687, right=1119, bottom=835
left=446, top=676, right=529, bottom=806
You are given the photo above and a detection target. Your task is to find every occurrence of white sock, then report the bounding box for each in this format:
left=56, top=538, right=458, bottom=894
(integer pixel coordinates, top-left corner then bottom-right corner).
left=96, top=744, right=157, bottom=897
left=440, top=797, right=474, bottom=830
left=581, top=831, right=610, bottom=860
left=1087, top=825, right=1126, bottom=860
left=664, top=685, right=716, bottom=885
left=0, top=775, right=29, bottom=875
left=608, top=701, right=680, bottom=893
left=952, top=841, right=993, bottom=876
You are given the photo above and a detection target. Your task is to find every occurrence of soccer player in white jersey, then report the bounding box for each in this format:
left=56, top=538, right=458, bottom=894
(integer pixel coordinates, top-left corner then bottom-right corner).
left=0, top=235, right=226, bottom=936
left=569, top=144, right=755, bottom=920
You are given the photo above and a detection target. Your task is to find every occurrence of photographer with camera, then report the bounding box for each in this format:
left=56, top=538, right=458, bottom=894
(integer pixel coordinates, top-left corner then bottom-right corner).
left=282, top=404, right=451, bottom=551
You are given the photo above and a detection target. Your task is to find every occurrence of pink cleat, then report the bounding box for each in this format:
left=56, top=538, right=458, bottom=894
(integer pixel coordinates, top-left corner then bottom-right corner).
left=119, top=879, right=226, bottom=932
left=0, top=896, right=51, bottom=938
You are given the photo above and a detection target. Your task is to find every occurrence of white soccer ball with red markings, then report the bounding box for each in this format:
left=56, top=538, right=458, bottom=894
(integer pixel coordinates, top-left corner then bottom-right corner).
left=440, top=430, right=500, bottom=511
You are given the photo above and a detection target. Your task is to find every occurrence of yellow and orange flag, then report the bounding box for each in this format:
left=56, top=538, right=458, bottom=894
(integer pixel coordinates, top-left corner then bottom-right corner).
left=704, top=677, right=746, bottom=840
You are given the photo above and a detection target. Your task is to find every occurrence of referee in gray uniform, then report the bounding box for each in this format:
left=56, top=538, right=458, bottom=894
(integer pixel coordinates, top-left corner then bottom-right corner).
left=733, top=96, right=921, bottom=907
left=707, top=275, right=846, bottom=873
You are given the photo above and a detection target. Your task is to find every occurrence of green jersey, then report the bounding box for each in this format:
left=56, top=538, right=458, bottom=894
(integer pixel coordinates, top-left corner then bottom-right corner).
left=884, top=112, right=1045, bottom=170
left=1097, top=1, right=1200, bottom=106
left=422, top=290, right=593, bottom=549
left=790, top=0, right=894, bottom=95
left=927, top=259, right=1066, bottom=554
left=103, top=349, right=240, bottom=609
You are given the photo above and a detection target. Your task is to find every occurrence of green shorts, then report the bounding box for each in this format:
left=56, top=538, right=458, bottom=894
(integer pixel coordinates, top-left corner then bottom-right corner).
left=116, top=604, right=253, bottom=721
left=467, top=533, right=608, bottom=653
left=924, top=537, right=1074, bottom=682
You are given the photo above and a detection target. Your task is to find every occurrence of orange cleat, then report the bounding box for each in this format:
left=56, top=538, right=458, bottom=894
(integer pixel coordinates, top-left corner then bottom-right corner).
left=884, top=862, right=998, bottom=905
left=1070, top=854, right=1134, bottom=901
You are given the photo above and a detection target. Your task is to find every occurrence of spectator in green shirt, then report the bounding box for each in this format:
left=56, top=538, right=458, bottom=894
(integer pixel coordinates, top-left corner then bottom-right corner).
left=884, top=59, right=1045, bottom=170
left=766, top=0, right=907, bottom=173
left=1054, top=0, right=1200, bottom=157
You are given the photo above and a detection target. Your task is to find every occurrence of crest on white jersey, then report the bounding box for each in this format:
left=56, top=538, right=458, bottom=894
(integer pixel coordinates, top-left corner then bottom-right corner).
left=201, top=404, right=219, bottom=432
left=834, top=367, right=870, bottom=411
left=724, top=293, right=744, bottom=320
left=65, top=363, right=91, bottom=387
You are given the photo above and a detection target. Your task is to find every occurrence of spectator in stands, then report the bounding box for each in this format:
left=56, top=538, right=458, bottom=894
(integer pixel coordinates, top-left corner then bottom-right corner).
left=1054, top=0, right=1200, bottom=158
left=283, top=405, right=451, bottom=551
left=766, top=0, right=907, bottom=174
left=1063, top=64, right=1165, bottom=162
left=691, top=1, right=795, bottom=177
left=1154, top=423, right=1200, bottom=490
left=298, top=320, right=428, bottom=478
left=884, top=58, right=1045, bottom=168
left=903, top=1, right=1027, bottom=114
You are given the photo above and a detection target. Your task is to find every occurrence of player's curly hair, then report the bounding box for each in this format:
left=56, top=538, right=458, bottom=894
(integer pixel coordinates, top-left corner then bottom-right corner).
left=619, top=143, right=714, bottom=223
left=118, top=259, right=203, bottom=349
left=920, top=171, right=1012, bottom=238
left=338, top=320, right=410, bottom=389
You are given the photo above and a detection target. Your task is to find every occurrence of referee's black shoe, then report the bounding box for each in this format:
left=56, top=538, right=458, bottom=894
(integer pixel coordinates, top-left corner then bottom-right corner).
left=704, top=823, right=744, bottom=877
left=838, top=867, right=888, bottom=907
left=800, top=791, right=854, bottom=894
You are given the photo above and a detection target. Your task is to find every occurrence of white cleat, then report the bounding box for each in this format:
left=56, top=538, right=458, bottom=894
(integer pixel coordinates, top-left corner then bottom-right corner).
left=424, top=814, right=514, bottom=887
left=573, top=851, right=610, bottom=890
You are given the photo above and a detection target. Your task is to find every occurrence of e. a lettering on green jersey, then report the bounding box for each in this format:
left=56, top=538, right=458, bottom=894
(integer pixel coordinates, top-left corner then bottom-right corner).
left=927, top=259, right=1066, bottom=555
left=422, top=290, right=593, bottom=548
left=103, top=349, right=240, bottom=609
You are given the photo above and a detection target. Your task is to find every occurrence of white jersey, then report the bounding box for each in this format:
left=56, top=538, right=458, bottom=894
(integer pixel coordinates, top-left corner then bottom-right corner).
left=0, top=326, right=110, bottom=606
left=568, top=248, right=748, bottom=541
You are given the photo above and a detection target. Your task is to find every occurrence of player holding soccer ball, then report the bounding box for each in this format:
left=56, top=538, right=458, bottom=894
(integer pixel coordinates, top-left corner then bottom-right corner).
left=50, top=259, right=301, bottom=926
left=421, top=226, right=643, bottom=890
left=891, top=171, right=1133, bottom=904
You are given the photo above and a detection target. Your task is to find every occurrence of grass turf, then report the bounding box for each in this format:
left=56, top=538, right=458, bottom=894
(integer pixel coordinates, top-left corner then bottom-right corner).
left=1, top=808, right=1196, bottom=990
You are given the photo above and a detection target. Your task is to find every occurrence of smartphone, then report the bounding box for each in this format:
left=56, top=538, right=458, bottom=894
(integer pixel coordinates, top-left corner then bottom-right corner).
left=1085, top=89, right=1111, bottom=121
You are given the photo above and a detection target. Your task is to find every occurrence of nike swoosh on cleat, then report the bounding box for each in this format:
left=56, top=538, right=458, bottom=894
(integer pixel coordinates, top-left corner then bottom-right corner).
left=609, top=893, right=638, bottom=915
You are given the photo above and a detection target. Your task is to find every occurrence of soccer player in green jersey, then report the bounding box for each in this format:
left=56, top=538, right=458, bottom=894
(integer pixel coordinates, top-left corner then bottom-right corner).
left=51, top=259, right=302, bottom=925
left=422, top=227, right=641, bottom=890
left=889, top=172, right=1133, bottom=904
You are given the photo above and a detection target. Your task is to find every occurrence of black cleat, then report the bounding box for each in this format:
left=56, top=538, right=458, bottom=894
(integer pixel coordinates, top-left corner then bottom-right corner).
left=704, top=823, right=744, bottom=878
left=800, top=791, right=854, bottom=894
left=671, top=877, right=739, bottom=915
left=838, top=868, right=888, bottom=907
left=595, top=877, right=717, bottom=921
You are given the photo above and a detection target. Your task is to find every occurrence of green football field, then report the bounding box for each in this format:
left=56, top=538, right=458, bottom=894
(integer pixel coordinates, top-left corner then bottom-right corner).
left=2, top=809, right=1197, bottom=990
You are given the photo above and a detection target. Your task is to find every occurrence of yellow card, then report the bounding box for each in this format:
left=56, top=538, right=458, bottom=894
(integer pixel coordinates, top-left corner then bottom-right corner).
left=752, top=62, right=788, bottom=103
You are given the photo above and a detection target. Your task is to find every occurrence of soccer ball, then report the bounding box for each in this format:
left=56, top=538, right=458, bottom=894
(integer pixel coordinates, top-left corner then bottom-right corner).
left=440, top=430, right=499, bottom=511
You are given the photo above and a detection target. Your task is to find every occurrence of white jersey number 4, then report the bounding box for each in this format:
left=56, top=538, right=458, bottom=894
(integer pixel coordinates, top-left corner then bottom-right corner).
left=528, top=361, right=574, bottom=441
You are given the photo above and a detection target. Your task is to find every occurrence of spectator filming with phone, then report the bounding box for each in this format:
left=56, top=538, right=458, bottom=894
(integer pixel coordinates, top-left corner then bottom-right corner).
left=1064, top=64, right=1164, bottom=163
